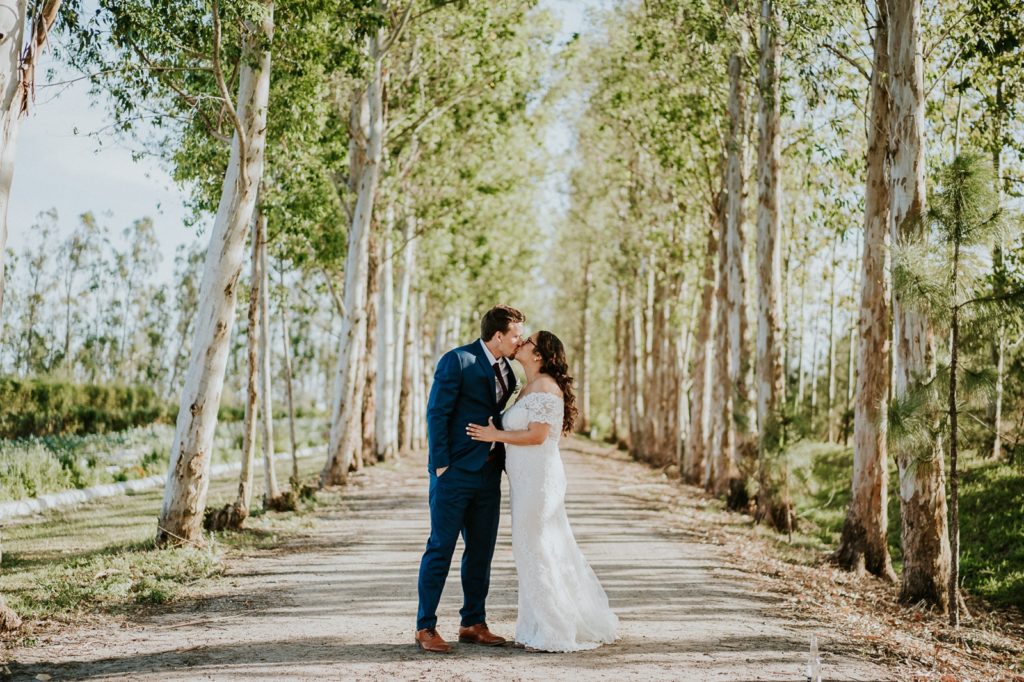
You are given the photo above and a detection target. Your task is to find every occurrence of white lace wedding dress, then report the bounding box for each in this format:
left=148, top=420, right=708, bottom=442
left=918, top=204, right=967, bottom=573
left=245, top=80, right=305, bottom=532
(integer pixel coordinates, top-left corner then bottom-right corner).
left=503, top=391, right=619, bottom=652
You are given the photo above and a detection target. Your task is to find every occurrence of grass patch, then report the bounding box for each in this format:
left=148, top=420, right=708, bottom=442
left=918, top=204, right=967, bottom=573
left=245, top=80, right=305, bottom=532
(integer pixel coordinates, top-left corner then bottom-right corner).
left=0, top=452, right=327, bottom=627
left=11, top=542, right=223, bottom=620
left=786, top=440, right=1024, bottom=610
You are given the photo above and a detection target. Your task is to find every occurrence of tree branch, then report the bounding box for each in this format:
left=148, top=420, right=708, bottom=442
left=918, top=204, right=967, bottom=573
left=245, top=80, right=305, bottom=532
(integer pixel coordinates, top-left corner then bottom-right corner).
left=18, top=0, right=62, bottom=116
left=381, top=1, right=416, bottom=56
left=320, top=266, right=347, bottom=318
left=821, top=42, right=870, bottom=82
left=212, top=0, right=249, bottom=187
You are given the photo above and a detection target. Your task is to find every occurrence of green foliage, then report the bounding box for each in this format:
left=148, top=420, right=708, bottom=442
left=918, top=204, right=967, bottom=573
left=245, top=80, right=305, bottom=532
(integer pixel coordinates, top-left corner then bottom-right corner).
left=958, top=460, right=1024, bottom=609
left=0, top=377, right=169, bottom=439
left=788, top=441, right=1024, bottom=610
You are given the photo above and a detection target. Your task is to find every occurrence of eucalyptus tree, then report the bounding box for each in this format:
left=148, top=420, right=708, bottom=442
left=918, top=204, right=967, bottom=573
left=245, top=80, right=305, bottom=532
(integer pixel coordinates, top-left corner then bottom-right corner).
left=322, top=0, right=549, bottom=482
left=64, top=0, right=376, bottom=543
left=66, top=0, right=287, bottom=544
left=891, top=154, right=1014, bottom=626
left=831, top=0, right=898, bottom=580
left=0, top=0, right=61, bottom=325
left=720, top=0, right=754, bottom=495
left=753, top=0, right=786, bottom=524
left=886, top=0, right=952, bottom=610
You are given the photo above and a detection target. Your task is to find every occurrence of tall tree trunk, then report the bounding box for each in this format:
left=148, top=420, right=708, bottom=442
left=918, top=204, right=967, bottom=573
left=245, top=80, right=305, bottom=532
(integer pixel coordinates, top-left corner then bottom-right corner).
left=835, top=14, right=896, bottom=580
left=157, top=4, right=273, bottom=546
left=412, top=291, right=428, bottom=449
left=627, top=290, right=644, bottom=457
left=391, top=211, right=415, bottom=455
left=258, top=213, right=281, bottom=503
left=988, top=80, right=1004, bottom=460
left=826, top=234, right=839, bottom=442
left=887, top=0, right=951, bottom=610
left=611, top=284, right=626, bottom=446
left=809, top=317, right=820, bottom=419
left=948, top=238, right=962, bottom=627
left=709, top=192, right=736, bottom=494
left=375, top=222, right=396, bottom=460
left=278, top=262, right=298, bottom=486
left=577, top=254, right=592, bottom=434
left=399, top=287, right=416, bottom=454
left=235, top=211, right=262, bottom=523
left=360, top=233, right=380, bottom=467
left=686, top=222, right=717, bottom=484
left=795, top=255, right=808, bottom=410
left=755, top=0, right=786, bottom=524
left=322, top=30, right=385, bottom=485
left=843, top=234, right=860, bottom=445
left=725, top=8, right=752, bottom=458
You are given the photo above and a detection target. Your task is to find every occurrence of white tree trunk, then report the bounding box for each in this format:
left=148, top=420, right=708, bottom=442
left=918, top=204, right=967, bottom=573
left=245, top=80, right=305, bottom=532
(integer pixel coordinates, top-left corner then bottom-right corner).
left=709, top=194, right=736, bottom=493
left=412, top=291, right=428, bottom=449
left=835, top=11, right=896, bottom=579
left=578, top=255, right=592, bottom=433
left=278, top=263, right=299, bottom=484
left=235, top=213, right=262, bottom=518
left=686, top=223, right=717, bottom=484
left=795, top=261, right=808, bottom=408
left=157, top=4, right=274, bottom=546
left=0, top=0, right=27, bottom=322
left=375, top=223, right=396, bottom=459
left=826, top=234, right=839, bottom=442
left=359, top=234, right=380, bottom=467
left=258, top=213, right=280, bottom=502
left=322, top=30, right=385, bottom=485
left=726, top=8, right=752, bottom=456
left=755, top=0, right=786, bottom=525
left=392, top=211, right=415, bottom=451
left=886, top=0, right=951, bottom=609
left=755, top=0, right=784, bottom=449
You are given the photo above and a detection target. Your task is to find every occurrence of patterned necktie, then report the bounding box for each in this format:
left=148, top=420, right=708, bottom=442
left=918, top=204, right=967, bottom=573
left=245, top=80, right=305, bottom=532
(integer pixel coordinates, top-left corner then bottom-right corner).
left=493, top=362, right=509, bottom=403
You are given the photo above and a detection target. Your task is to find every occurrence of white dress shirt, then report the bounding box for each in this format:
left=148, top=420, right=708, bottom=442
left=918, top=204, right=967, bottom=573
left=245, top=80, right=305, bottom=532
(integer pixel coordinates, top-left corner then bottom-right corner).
left=479, top=339, right=510, bottom=401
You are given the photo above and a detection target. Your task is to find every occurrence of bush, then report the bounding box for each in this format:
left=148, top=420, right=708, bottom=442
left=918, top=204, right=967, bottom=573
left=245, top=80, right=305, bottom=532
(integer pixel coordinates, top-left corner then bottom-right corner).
left=0, top=441, right=75, bottom=500
left=0, top=377, right=171, bottom=439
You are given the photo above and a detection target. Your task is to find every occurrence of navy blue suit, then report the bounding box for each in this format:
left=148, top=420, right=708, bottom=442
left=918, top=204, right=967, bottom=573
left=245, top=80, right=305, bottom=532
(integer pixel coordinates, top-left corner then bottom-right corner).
left=416, top=340, right=516, bottom=631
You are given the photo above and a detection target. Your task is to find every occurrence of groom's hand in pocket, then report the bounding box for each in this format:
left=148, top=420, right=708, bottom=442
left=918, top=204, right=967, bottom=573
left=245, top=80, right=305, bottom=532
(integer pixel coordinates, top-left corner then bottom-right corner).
left=436, top=466, right=448, bottom=477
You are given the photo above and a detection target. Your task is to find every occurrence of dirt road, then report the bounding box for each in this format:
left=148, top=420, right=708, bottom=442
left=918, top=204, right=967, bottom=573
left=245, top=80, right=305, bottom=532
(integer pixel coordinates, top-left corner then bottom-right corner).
left=5, top=440, right=891, bottom=681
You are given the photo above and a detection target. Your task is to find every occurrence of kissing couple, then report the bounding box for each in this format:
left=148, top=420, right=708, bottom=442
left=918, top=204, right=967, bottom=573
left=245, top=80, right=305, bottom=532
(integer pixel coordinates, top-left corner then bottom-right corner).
left=415, top=304, right=619, bottom=653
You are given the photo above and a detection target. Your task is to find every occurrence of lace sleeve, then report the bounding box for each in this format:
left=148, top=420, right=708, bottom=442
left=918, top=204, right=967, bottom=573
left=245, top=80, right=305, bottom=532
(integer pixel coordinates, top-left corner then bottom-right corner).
left=524, top=392, right=564, bottom=431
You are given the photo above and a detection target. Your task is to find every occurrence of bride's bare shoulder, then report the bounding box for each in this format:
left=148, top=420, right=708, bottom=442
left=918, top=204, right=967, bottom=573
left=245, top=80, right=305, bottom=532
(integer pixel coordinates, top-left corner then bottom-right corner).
left=531, top=374, right=563, bottom=399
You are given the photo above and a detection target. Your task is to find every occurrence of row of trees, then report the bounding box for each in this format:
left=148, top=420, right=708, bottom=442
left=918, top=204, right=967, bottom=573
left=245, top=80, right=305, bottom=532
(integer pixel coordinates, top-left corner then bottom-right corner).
left=546, top=0, right=1024, bottom=626
left=36, top=0, right=553, bottom=547
left=0, top=0, right=1021, bottom=632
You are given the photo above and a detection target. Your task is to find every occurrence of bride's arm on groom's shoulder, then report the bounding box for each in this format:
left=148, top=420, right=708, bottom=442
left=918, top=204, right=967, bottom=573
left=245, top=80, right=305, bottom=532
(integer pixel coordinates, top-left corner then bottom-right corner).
left=466, top=417, right=549, bottom=446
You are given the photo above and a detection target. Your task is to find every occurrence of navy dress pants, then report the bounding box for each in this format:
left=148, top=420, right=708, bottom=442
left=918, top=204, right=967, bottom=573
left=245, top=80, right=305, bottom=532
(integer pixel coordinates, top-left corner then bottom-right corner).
left=416, top=462, right=502, bottom=631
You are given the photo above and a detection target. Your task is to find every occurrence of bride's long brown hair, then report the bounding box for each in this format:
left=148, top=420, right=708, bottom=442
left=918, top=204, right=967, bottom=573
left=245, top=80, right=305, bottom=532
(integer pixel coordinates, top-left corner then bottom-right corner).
left=534, top=331, right=578, bottom=434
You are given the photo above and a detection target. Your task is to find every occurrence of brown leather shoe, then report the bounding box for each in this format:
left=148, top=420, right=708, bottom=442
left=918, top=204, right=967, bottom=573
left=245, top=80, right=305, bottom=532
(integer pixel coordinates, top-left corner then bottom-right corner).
left=415, top=627, right=453, bottom=653
left=458, top=623, right=506, bottom=646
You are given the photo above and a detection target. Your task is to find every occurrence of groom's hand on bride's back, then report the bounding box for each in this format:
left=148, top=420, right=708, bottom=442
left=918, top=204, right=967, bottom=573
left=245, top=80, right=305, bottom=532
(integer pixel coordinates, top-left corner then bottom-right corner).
left=436, top=466, right=448, bottom=477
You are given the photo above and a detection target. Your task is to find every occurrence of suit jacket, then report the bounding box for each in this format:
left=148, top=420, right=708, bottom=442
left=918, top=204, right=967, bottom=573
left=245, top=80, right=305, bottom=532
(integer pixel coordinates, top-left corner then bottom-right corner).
left=426, top=340, right=518, bottom=474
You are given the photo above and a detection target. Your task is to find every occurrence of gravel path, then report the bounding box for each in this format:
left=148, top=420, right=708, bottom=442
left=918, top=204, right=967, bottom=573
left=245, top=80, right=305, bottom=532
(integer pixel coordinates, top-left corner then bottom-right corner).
left=5, top=440, right=892, bottom=681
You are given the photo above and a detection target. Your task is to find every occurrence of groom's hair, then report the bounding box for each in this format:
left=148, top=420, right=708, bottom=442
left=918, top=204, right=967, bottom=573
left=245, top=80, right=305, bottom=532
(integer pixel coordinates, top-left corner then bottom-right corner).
left=481, top=305, right=526, bottom=341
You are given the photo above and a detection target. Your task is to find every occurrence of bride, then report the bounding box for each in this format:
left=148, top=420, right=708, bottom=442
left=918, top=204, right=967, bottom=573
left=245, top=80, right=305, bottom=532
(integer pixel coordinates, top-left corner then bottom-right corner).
left=466, top=330, right=618, bottom=652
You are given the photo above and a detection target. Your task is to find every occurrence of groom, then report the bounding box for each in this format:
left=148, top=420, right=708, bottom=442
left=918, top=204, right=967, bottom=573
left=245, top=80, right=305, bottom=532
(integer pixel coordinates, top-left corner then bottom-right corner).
left=415, top=304, right=525, bottom=653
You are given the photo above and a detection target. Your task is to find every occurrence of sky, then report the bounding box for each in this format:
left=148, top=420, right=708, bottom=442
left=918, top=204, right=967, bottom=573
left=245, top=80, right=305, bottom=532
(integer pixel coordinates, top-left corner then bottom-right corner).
left=8, top=71, right=200, bottom=282
left=5, top=0, right=606, bottom=284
